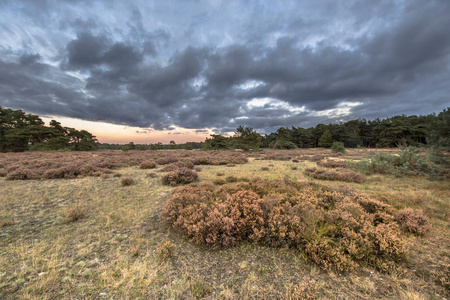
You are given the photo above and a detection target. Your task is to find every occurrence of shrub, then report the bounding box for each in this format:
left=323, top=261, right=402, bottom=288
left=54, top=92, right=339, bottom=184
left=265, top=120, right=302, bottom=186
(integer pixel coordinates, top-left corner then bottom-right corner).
left=161, top=168, right=199, bottom=186
left=193, top=166, right=202, bottom=172
left=213, top=178, right=226, bottom=185
left=140, top=160, right=156, bottom=169
left=331, top=141, right=346, bottom=154
left=162, top=178, right=407, bottom=272
left=317, top=160, right=348, bottom=169
left=62, top=203, right=86, bottom=223
left=261, top=166, right=269, bottom=171
left=146, top=172, right=158, bottom=178
left=121, top=177, right=135, bottom=186
left=225, top=176, right=238, bottom=183
left=0, top=215, right=14, bottom=227
left=304, top=167, right=366, bottom=183
left=156, top=241, right=176, bottom=259
left=395, top=208, right=432, bottom=236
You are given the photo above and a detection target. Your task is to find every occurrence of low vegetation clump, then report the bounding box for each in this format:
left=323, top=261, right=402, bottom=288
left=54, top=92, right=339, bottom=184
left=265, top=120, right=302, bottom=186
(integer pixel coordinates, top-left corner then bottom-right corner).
left=317, top=160, right=348, bottom=169
left=139, top=160, right=156, bottom=169
left=156, top=241, right=176, bottom=259
left=161, top=168, right=199, bottom=186
left=395, top=208, right=432, bottom=236
left=331, top=141, right=346, bottom=154
left=62, top=203, right=86, bottom=223
left=163, top=178, right=410, bottom=272
left=304, top=167, right=366, bottom=183
left=121, top=177, right=135, bottom=186
left=350, top=146, right=450, bottom=180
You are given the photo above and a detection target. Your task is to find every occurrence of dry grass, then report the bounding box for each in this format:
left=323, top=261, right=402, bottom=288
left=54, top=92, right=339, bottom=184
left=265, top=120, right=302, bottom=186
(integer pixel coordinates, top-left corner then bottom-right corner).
left=0, top=149, right=448, bottom=299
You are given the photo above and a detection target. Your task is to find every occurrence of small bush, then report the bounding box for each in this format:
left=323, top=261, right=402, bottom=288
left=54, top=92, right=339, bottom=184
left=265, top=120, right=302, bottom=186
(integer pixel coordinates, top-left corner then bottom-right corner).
left=317, top=160, right=348, bottom=169
left=193, top=166, right=202, bottom=172
left=146, top=172, right=158, bottom=178
left=156, top=241, right=176, bottom=259
left=140, top=160, right=156, bottom=169
left=395, top=208, right=432, bottom=236
left=0, top=215, right=14, bottom=227
left=331, top=141, right=346, bottom=154
left=161, top=168, right=199, bottom=186
left=291, top=166, right=298, bottom=170
left=121, top=177, right=135, bottom=186
left=304, top=167, right=366, bottom=183
left=261, top=166, right=269, bottom=171
left=213, top=178, right=226, bottom=185
left=62, top=203, right=86, bottom=223
left=225, top=176, right=238, bottom=183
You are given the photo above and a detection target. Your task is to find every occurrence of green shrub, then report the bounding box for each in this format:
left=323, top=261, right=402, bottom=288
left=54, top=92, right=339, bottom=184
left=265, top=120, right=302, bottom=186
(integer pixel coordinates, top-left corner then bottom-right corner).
left=331, top=141, right=346, bottom=154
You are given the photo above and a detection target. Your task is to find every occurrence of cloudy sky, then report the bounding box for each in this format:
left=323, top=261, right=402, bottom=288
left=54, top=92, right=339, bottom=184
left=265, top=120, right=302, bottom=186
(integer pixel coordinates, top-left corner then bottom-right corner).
left=1, top=0, right=449, bottom=143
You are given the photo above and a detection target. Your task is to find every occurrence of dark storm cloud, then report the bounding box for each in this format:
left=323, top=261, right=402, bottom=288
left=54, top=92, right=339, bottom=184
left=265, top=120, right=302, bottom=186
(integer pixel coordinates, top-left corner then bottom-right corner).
left=0, top=0, right=449, bottom=135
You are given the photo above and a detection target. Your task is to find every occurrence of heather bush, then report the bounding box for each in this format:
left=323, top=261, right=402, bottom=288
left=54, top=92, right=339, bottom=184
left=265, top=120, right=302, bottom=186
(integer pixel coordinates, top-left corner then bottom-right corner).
left=213, top=178, right=226, bottom=185
left=395, top=208, right=432, bottom=236
left=317, top=160, right=348, bottom=169
left=304, top=167, right=366, bottom=183
left=121, top=177, right=135, bottom=186
left=163, top=178, right=408, bottom=272
left=161, top=168, right=199, bottom=186
left=139, top=160, right=156, bottom=169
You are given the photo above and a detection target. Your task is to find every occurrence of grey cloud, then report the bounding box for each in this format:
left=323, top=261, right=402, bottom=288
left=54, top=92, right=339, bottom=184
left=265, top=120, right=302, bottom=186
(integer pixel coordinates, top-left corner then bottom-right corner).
left=0, top=0, right=449, bottom=136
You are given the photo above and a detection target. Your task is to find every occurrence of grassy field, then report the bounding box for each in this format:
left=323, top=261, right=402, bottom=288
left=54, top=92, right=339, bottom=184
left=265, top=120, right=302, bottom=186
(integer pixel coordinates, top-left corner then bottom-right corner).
left=0, top=149, right=448, bottom=299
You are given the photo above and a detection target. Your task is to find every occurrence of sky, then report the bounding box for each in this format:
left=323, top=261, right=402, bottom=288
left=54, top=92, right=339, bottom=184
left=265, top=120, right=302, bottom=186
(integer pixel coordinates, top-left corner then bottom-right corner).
left=1, top=0, right=449, bottom=144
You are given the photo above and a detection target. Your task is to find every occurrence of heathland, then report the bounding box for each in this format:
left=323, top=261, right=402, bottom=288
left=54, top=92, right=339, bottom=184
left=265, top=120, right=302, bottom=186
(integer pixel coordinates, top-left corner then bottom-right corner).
left=0, top=148, right=448, bottom=299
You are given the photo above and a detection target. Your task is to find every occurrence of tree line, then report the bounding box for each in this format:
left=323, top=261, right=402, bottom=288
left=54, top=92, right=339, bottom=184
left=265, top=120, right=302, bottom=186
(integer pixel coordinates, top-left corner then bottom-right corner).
left=202, top=108, right=449, bottom=151
left=0, top=107, right=98, bottom=152
left=1, top=106, right=448, bottom=152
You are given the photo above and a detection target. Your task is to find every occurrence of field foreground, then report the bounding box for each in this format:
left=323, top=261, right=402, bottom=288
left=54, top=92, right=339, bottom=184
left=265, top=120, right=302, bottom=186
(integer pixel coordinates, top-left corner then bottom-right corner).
left=0, top=149, right=449, bottom=299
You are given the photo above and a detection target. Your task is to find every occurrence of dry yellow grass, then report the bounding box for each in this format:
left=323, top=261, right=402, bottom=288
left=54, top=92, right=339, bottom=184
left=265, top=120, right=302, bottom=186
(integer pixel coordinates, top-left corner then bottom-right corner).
left=0, top=149, right=449, bottom=299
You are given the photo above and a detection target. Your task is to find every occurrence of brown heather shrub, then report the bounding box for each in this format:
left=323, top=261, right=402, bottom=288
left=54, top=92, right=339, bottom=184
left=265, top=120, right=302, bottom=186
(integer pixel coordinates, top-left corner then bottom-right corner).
left=317, top=160, right=348, bottom=169
left=291, top=166, right=298, bottom=170
left=395, top=208, right=432, bottom=236
left=193, top=166, right=202, bottom=172
left=163, top=178, right=408, bottom=272
left=261, top=166, right=270, bottom=171
left=304, top=167, right=366, bottom=183
left=146, top=172, right=158, bottom=178
left=156, top=241, right=176, bottom=259
left=155, top=156, right=179, bottom=165
left=292, top=159, right=299, bottom=163
left=121, top=177, right=135, bottom=186
left=160, top=163, right=178, bottom=172
left=139, top=160, right=156, bottom=169
left=6, top=168, right=37, bottom=180
left=161, top=168, right=198, bottom=186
